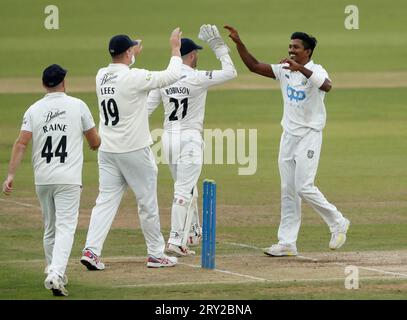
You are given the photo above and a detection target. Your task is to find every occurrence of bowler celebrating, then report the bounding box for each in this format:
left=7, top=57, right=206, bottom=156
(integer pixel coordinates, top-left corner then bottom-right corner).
left=225, top=25, right=350, bottom=256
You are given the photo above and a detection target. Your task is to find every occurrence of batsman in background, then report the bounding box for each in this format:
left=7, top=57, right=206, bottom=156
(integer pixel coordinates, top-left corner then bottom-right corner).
left=81, top=28, right=183, bottom=270
left=147, top=25, right=237, bottom=257
left=225, top=25, right=350, bottom=257
left=2, top=64, right=100, bottom=296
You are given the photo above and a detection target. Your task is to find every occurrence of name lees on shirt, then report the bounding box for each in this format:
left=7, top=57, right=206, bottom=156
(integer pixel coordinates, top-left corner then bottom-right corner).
left=99, top=86, right=191, bottom=97
left=100, top=87, right=116, bottom=95
left=99, top=73, right=118, bottom=96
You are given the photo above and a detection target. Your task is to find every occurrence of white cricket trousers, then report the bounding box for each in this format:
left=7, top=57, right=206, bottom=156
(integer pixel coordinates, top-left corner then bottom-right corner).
left=36, top=184, right=81, bottom=277
left=278, top=130, right=345, bottom=245
left=84, top=147, right=165, bottom=258
left=162, top=130, right=203, bottom=246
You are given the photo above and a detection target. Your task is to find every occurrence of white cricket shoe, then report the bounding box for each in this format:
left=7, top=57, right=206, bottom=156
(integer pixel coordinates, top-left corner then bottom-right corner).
left=147, top=254, right=178, bottom=268
left=329, top=218, right=350, bottom=250
left=264, top=243, right=298, bottom=257
left=80, top=248, right=105, bottom=270
left=166, top=243, right=196, bottom=257
left=44, top=272, right=68, bottom=297
left=44, top=266, right=68, bottom=286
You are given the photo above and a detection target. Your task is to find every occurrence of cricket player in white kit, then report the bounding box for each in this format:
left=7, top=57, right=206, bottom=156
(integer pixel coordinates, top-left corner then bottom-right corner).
left=225, top=26, right=350, bottom=256
left=2, top=64, right=100, bottom=296
left=147, top=25, right=237, bottom=257
left=81, top=28, right=183, bottom=269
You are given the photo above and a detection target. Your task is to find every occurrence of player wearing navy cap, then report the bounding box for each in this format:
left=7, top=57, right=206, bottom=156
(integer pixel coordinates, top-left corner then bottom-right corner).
left=147, top=25, right=237, bottom=256
left=3, top=64, right=100, bottom=296
left=81, top=28, right=183, bottom=269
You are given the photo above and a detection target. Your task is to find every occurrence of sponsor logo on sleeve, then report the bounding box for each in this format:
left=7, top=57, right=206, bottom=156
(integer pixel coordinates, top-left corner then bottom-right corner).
left=205, top=71, right=213, bottom=79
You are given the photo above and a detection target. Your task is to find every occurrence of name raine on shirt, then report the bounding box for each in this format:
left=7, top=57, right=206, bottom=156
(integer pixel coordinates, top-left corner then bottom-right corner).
left=43, top=110, right=68, bottom=133
left=43, top=123, right=67, bottom=133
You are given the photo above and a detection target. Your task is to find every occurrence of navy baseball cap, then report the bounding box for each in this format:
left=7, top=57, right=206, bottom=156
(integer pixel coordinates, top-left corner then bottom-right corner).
left=109, top=34, right=139, bottom=56
left=180, top=38, right=203, bottom=56
left=42, top=64, right=67, bottom=87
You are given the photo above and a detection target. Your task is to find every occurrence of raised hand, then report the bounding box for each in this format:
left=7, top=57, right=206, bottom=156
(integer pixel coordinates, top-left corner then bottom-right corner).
left=170, top=27, right=182, bottom=50
left=170, top=27, right=182, bottom=57
left=198, top=24, right=212, bottom=42
left=224, top=25, right=241, bottom=44
left=198, top=24, right=221, bottom=43
left=198, top=24, right=229, bottom=59
left=281, top=58, right=302, bottom=71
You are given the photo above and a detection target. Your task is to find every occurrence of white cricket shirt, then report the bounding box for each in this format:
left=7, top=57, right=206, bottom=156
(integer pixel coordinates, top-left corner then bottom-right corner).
left=96, top=56, right=182, bottom=152
left=21, top=92, right=96, bottom=185
left=147, top=54, right=237, bottom=133
left=271, top=60, right=330, bottom=136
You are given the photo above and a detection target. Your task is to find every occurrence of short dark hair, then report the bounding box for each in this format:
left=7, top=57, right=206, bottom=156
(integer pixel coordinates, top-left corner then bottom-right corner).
left=291, top=32, right=317, bottom=57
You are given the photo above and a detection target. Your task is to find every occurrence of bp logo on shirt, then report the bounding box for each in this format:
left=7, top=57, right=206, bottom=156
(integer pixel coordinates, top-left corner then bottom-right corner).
left=286, top=85, right=306, bottom=102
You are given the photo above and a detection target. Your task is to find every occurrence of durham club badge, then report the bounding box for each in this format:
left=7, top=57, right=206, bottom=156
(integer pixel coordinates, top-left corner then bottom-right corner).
left=307, top=150, right=314, bottom=159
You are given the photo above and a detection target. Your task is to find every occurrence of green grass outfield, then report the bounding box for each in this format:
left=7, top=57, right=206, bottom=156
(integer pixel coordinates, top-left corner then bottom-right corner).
left=0, top=0, right=407, bottom=300
left=1, top=88, right=407, bottom=299
left=1, top=0, right=407, bottom=77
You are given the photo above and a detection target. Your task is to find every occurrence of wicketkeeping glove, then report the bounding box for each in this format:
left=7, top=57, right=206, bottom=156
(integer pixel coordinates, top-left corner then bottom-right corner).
left=198, top=24, right=230, bottom=59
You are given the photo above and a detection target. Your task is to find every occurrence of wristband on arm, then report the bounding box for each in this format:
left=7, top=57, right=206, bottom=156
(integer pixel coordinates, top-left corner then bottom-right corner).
left=309, top=71, right=326, bottom=88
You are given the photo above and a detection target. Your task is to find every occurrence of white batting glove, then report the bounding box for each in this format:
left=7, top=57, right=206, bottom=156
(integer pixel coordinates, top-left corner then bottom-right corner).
left=198, top=24, right=230, bottom=59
